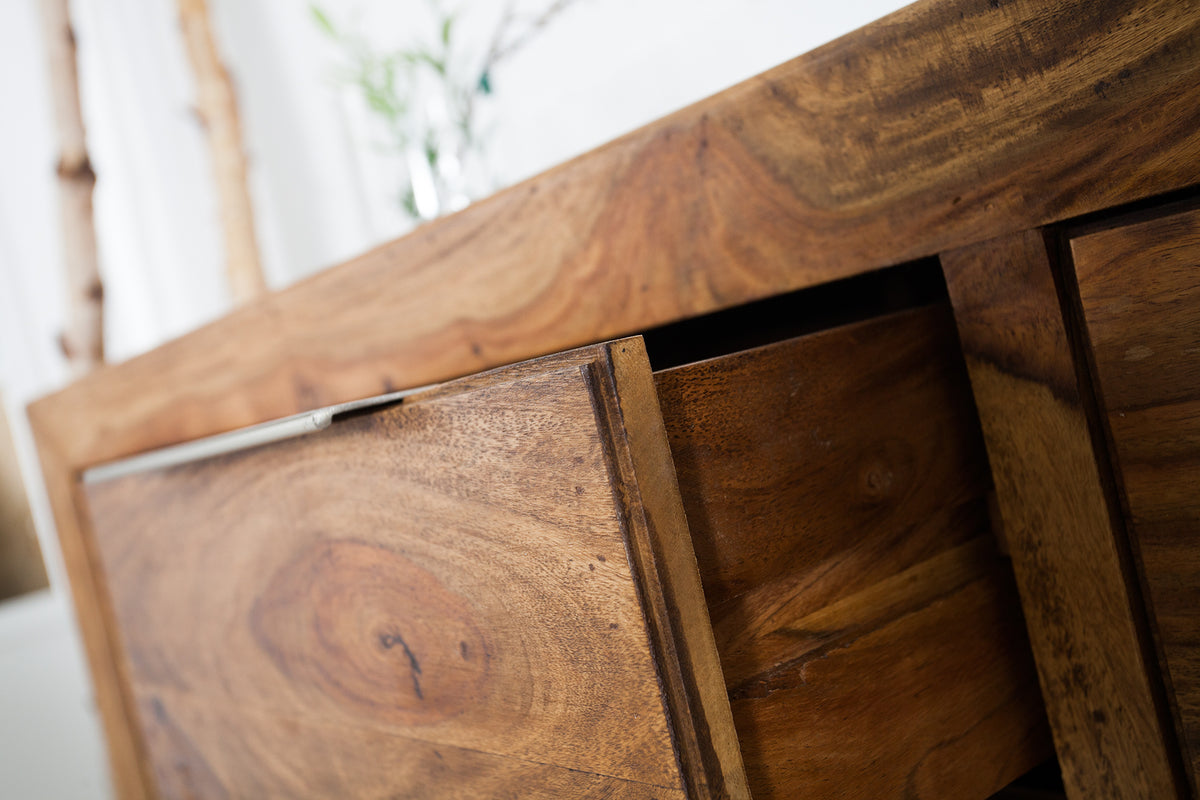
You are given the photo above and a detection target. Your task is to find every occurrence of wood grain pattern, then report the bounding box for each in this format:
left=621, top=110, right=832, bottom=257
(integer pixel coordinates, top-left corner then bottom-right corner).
left=31, top=0, right=1200, bottom=475
left=1071, top=207, right=1200, bottom=412
left=656, top=307, right=1051, bottom=799
left=82, top=340, right=747, bottom=799
left=1071, top=206, right=1200, bottom=790
left=34, top=439, right=155, bottom=800
left=28, top=1, right=1200, bottom=792
left=729, top=547, right=1039, bottom=800
left=602, top=342, right=751, bottom=799
left=941, top=230, right=1183, bottom=799
left=135, top=689, right=682, bottom=800
left=655, top=307, right=990, bottom=620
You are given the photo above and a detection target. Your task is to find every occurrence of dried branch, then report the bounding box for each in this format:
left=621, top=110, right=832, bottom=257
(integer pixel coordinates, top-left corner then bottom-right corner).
left=178, top=0, right=267, bottom=305
left=459, top=0, right=581, bottom=162
left=488, top=0, right=579, bottom=67
left=41, top=0, right=105, bottom=375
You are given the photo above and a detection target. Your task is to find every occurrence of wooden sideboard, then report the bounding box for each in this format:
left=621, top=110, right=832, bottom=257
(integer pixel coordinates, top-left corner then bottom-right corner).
left=28, top=0, right=1200, bottom=797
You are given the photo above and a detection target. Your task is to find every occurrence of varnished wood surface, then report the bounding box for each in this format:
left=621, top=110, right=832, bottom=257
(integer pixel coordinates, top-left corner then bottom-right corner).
left=603, top=342, right=750, bottom=799
left=28, top=1, right=1200, bottom=792
left=39, top=439, right=155, bottom=800
left=1071, top=207, right=1200, bottom=412
left=1071, top=206, right=1200, bottom=790
left=730, top=546, right=1039, bottom=800
left=82, top=340, right=747, bottom=799
left=656, top=307, right=1051, bottom=798
left=31, top=0, right=1200, bottom=476
left=941, top=230, right=1183, bottom=799
left=656, top=307, right=990, bottom=620
left=135, top=689, right=682, bottom=800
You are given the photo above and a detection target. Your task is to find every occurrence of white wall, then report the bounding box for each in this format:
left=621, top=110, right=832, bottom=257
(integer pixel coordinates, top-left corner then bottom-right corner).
left=0, top=1, right=906, bottom=796
left=0, top=2, right=112, bottom=794
left=215, top=0, right=910, bottom=286
left=0, top=590, right=111, bottom=799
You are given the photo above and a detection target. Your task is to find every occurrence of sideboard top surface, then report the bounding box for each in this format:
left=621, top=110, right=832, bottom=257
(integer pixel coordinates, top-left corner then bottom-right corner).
left=29, top=0, right=1200, bottom=473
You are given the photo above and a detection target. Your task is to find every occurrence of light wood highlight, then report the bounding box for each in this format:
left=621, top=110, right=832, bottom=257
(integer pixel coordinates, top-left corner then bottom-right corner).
left=40, top=0, right=104, bottom=373
left=178, top=0, right=267, bottom=304
left=82, top=340, right=746, bottom=799
left=656, top=307, right=1051, bottom=798
left=941, top=230, right=1182, bottom=799
left=1071, top=206, right=1200, bottom=790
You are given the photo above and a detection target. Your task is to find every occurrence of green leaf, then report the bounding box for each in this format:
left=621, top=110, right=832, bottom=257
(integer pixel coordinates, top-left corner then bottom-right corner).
left=309, top=5, right=337, bottom=38
left=425, top=134, right=439, bottom=168
left=415, top=50, right=447, bottom=75
left=477, top=70, right=492, bottom=95
left=441, top=15, right=455, bottom=47
left=365, top=89, right=393, bottom=116
left=382, top=57, right=396, bottom=94
left=400, top=186, right=419, bottom=219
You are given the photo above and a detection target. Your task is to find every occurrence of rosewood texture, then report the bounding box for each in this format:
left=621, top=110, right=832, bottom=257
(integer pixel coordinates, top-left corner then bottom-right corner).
left=655, top=307, right=1051, bottom=798
left=1071, top=206, right=1200, bottom=790
left=82, top=341, right=747, bottom=799
left=26, top=1, right=1200, bottom=795
left=941, top=231, right=1183, bottom=799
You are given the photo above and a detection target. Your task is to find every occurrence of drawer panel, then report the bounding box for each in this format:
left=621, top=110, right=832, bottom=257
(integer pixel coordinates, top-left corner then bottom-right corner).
left=83, top=340, right=746, bottom=799
left=1072, top=205, right=1200, bottom=789
left=656, top=305, right=1051, bottom=799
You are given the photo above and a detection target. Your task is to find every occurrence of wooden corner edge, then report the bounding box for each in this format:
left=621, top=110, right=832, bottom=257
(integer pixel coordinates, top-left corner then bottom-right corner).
left=597, top=337, right=751, bottom=800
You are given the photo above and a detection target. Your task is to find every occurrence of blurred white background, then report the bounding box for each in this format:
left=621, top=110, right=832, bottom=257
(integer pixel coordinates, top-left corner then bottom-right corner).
left=0, top=0, right=904, bottom=795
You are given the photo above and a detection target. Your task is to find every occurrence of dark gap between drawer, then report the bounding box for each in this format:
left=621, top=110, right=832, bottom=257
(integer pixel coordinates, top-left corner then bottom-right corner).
left=642, top=257, right=947, bottom=371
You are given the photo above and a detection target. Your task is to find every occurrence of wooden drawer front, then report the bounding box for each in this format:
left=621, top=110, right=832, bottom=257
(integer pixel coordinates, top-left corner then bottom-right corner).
left=1072, top=206, right=1200, bottom=787
left=656, top=306, right=1051, bottom=799
left=80, top=306, right=1048, bottom=799
left=83, top=341, right=747, bottom=799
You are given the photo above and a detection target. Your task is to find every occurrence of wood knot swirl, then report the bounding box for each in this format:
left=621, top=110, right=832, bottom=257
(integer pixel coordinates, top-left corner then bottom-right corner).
left=857, top=438, right=916, bottom=505
left=251, top=539, right=490, bottom=725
